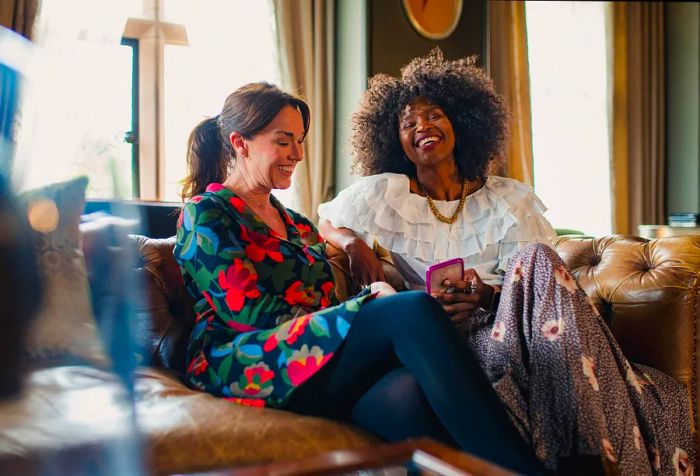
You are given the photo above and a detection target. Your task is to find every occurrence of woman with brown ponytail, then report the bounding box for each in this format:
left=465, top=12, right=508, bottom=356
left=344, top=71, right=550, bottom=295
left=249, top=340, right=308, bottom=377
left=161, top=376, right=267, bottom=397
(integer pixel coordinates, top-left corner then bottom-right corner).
left=173, top=81, right=544, bottom=474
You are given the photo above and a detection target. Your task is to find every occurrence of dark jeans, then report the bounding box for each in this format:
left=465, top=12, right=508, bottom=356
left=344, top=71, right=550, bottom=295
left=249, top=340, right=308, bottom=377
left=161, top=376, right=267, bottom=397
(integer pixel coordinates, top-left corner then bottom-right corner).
left=286, top=291, right=542, bottom=474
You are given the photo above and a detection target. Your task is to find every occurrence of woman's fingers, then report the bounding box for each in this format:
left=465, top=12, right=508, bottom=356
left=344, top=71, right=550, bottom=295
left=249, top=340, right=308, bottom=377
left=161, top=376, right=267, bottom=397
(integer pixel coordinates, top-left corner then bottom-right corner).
left=442, top=302, right=477, bottom=315
left=450, top=311, right=472, bottom=323
left=444, top=278, right=472, bottom=292
left=433, top=291, right=480, bottom=304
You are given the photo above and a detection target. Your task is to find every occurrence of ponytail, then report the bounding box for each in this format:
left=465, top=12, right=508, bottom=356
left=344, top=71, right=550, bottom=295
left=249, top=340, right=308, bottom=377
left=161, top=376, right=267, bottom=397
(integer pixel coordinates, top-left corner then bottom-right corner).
left=181, top=116, right=229, bottom=201
left=181, top=83, right=310, bottom=201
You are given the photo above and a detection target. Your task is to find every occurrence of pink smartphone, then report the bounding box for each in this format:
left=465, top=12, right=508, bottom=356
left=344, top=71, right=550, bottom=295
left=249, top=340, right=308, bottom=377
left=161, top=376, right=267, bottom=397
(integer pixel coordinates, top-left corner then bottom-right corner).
left=426, top=258, right=464, bottom=294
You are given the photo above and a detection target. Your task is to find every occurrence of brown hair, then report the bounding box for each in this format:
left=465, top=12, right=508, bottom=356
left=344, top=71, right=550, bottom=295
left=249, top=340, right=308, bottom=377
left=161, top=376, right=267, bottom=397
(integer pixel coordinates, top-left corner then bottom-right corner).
left=181, top=82, right=310, bottom=200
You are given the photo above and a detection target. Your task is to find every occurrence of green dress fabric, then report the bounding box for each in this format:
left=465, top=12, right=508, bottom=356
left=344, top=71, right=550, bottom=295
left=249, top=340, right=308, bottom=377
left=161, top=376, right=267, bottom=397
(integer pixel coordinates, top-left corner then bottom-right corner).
left=174, top=183, right=372, bottom=408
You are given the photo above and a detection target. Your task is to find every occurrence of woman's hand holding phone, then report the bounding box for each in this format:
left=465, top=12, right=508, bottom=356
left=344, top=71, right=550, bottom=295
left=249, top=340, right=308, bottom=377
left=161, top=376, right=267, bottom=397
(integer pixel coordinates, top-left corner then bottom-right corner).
left=432, top=268, right=496, bottom=323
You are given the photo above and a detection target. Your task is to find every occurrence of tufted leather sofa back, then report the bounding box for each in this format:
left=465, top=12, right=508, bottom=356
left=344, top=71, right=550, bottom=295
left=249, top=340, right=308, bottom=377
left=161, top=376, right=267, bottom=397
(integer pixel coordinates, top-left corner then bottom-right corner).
left=125, top=232, right=700, bottom=449
left=128, top=235, right=195, bottom=374
left=329, top=235, right=700, bottom=440
left=552, top=235, right=700, bottom=433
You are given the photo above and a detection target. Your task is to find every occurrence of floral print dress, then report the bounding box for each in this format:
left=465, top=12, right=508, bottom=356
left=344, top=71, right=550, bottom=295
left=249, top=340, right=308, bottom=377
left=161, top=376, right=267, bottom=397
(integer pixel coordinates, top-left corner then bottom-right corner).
left=462, top=244, right=695, bottom=475
left=174, top=183, right=372, bottom=408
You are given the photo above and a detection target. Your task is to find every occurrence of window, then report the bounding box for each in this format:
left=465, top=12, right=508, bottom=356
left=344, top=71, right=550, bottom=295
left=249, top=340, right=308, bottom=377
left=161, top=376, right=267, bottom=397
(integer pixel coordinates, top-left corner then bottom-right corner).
left=138, top=0, right=281, bottom=201
left=526, top=2, right=612, bottom=236
left=21, top=0, right=280, bottom=202
left=17, top=0, right=141, bottom=197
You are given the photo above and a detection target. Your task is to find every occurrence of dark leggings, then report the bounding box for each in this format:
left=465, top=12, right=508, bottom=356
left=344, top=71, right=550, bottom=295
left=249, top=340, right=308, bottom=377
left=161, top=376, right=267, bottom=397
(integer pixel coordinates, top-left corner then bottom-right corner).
left=286, top=291, right=542, bottom=474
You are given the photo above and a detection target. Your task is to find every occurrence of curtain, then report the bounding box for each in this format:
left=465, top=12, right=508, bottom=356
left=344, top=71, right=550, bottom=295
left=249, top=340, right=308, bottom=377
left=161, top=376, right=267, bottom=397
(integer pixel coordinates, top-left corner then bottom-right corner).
left=274, top=0, right=334, bottom=221
left=488, top=1, right=534, bottom=186
left=0, top=0, right=40, bottom=40
left=611, top=3, right=665, bottom=235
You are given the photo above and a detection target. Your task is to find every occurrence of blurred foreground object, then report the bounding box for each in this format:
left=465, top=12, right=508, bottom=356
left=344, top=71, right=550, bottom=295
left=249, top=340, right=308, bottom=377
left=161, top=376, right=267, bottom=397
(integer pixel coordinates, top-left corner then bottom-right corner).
left=0, top=25, right=42, bottom=399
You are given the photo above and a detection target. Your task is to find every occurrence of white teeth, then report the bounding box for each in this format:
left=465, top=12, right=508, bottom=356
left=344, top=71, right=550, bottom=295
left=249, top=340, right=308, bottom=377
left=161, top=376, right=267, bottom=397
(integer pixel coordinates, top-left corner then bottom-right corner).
left=278, top=165, right=294, bottom=173
left=418, top=136, right=440, bottom=147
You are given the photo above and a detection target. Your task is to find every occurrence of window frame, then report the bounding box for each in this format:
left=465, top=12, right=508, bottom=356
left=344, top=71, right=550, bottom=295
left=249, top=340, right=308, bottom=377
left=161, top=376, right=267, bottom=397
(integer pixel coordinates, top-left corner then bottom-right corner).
left=120, top=37, right=140, bottom=198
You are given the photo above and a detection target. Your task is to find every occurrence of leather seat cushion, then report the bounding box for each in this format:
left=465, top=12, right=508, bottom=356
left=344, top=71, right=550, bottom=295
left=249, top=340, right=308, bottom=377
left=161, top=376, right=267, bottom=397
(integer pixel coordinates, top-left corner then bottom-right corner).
left=0, top=366, right=378, bottom=476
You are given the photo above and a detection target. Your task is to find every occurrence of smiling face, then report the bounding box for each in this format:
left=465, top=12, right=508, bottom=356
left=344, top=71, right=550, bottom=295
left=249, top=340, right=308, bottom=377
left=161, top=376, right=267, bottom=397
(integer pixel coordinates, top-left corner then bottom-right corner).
left=398, top=98, right=456, bottom=170
left=234, top=105, right=305, bottom=190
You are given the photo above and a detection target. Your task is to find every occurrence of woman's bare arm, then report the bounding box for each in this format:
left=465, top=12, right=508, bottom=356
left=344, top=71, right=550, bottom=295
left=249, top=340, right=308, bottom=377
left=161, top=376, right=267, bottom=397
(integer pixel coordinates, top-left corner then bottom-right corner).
left=319, top=219, right=385, bottom=286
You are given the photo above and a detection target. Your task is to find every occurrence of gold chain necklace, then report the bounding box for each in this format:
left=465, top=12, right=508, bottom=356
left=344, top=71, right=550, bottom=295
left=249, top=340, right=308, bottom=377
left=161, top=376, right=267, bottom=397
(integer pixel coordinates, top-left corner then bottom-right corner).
left=418, top=179, right=468, bottom=224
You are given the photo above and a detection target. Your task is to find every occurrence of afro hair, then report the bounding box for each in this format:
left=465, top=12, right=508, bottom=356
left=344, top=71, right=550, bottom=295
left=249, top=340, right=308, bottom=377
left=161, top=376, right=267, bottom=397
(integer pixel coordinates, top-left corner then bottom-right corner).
left=351, top=48, right=509, bottom=181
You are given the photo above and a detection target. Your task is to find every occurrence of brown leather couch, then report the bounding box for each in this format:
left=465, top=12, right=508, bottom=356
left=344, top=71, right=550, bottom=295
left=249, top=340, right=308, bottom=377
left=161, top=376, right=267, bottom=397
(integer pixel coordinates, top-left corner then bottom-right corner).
left=329, top=234, right=700, bottom=468
left=1, top=228, right=698, bottom=475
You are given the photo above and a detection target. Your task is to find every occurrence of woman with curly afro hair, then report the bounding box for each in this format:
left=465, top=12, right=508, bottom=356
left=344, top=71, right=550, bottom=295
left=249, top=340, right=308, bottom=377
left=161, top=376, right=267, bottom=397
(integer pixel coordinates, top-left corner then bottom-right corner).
left=318, top=49, right=693, bottom=474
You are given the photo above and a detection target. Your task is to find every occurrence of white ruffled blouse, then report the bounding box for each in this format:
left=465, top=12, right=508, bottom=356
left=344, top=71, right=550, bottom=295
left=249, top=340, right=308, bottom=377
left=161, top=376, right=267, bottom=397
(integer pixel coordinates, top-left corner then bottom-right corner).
left=317, top=173, right=557, bottom=287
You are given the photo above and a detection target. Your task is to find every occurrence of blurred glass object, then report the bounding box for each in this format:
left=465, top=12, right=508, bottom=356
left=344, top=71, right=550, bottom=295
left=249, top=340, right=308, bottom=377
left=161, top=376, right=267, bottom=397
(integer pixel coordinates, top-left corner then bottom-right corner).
left=0, top=26, right=34, bottom=177
left=0, top=27, right=43, bottom=402
left=1, top=13, right=147, bottom=475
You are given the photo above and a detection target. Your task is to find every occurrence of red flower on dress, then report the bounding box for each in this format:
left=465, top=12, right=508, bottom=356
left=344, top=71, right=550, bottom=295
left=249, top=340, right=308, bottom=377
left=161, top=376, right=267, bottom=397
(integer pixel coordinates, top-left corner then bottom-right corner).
left=206, top=183, right=225, bottom=193
left=240, top=225, right=284, bottom=262
left=281, top=210, right=295, bottom=226
left=202, top=291, right=217, bottom=312
left=218, top=258, right=261, bottom=311
left=296, top=222, right=314, bottom=242
left=263, top=314, right=312, bottom=352
left=187, top=352, right=209, bottom=377
left=286, top=345, right=333, bottom=386
left=225, top=320, right=258, bottom=333
left=224, top=397, right=266, bottom=408
left=230, top=362, right=275, bottom=398
left=319, top=281, right=335, bottom=308
left=302, top=245, right=316, bottom=265
left=229, top=196, right=245, bottom=213
left=284, top=281, right=319, bottom=307
left=176, top=210, right=184, bottom=229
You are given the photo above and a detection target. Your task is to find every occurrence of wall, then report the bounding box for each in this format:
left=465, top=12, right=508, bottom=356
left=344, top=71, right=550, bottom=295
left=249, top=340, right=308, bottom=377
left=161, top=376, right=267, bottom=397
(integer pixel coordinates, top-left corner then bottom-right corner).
left=665, top=3, right=700, bottom=215
left=334, top=0, right=485, bottom=193
left=369, top=0, right=485, bottom=76
left=334, top=0, right=368, bottom=193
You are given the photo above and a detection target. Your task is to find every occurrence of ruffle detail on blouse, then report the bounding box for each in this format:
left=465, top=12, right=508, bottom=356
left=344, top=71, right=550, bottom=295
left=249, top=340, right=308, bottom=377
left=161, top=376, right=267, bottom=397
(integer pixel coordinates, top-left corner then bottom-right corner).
left=317, top=173, right=556, bottom=263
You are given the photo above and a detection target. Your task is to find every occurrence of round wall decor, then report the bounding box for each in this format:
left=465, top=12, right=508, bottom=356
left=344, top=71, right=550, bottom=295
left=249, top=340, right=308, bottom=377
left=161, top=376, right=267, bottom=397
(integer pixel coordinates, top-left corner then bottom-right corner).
left=402, top=0, right=463, bottom=40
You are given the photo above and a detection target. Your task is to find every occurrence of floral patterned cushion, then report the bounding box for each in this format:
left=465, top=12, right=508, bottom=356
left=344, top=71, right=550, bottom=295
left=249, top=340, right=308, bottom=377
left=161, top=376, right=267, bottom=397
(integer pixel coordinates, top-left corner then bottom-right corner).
left=20, top=177, right=109, bottom=368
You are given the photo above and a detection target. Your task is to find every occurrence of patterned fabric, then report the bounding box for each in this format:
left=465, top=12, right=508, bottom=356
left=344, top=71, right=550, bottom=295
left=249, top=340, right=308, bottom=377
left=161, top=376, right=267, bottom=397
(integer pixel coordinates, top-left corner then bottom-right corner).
left=174, top=183, right=372, bottom=408
left=462, top=244, right=694, bottom=475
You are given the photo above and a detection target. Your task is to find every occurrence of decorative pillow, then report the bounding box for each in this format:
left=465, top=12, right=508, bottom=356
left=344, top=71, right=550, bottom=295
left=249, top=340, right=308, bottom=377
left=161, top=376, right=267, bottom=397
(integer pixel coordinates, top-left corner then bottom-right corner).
left=20, top=177, right=110, bottom=368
